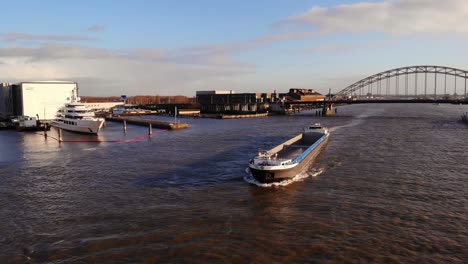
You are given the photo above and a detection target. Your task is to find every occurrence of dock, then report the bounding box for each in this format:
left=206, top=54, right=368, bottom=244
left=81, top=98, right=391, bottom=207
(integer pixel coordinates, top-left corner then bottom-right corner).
left=201, top=113, right=268, bottom=119
left=106, top=117, right=188, bottom=130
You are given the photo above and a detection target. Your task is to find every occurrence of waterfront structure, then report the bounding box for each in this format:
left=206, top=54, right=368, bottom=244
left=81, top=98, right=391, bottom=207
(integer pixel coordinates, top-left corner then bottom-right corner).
left=0, top=81, right=77, bottom=120
left=256, top=91, right=286, bottom=103
left=196, top=90, right=259, bottom=114
left=196, top=89, right=324, bottom=115
left=0, top=83, right=14, bottom=120
left=287, top=88, right=325, bottom=102
left=178, top=109, right=200, bottom=116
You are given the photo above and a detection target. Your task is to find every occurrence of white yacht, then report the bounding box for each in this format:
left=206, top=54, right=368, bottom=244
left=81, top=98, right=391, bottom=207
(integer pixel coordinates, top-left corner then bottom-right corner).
left=51, top=91, right=105, bottom=134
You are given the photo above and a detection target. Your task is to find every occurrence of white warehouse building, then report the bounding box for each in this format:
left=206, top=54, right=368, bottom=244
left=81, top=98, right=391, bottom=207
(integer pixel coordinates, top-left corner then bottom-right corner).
left=0, top=81, right=78, bottom=120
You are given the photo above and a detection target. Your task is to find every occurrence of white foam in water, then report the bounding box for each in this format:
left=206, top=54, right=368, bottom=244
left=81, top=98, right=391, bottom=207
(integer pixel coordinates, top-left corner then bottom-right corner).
left=330, top=108, right=385, bottom=133
left=329, top=117, right=365, bottom=133
left=83, top=148, right=97, bottom=151
left=244, top=167, right=324, bottom=187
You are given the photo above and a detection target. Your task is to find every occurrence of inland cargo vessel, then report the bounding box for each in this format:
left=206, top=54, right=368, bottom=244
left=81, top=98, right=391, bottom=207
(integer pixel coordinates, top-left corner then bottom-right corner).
left=249, top=124, right=329, bottom=183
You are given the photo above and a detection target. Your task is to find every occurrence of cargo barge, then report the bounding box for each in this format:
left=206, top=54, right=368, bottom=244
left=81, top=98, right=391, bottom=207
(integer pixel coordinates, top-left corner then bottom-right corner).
left=249, top=124, right=329, bottom=183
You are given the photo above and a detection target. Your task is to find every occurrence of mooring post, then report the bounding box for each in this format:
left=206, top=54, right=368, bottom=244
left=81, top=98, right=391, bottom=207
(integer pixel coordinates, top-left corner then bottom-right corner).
left=148, top=123, right=152, bottom=136
left=123, top=119, right=127, bottom=133
left=44, top=124, right=47, bottom=139
left=58, top=128, right=63, bottom=143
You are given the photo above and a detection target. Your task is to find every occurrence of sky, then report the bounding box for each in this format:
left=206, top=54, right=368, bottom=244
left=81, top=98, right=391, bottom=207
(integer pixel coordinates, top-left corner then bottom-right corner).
left=1, top=0, right=468, bottom=96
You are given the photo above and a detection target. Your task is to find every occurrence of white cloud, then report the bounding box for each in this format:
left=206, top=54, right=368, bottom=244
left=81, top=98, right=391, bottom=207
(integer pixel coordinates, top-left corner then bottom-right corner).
left=301, top=39, right=399, bottom=54
left=0, top=57, right=69, bottom=81
left=2, top=32, right=95, bottom=42
left=0, top=43, right=255, bottom=96
left=87, top=25, right=106, bottom=32
left=287, top=0, right=468, bottom=35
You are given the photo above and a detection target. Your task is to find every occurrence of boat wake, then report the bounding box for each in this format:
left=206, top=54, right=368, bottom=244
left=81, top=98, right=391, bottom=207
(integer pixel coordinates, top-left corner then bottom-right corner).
left=329, top=116, right=366, bottom=133
left=243, top=168, right=324, bottom=187
left=329, top=110, right=384, bottom=133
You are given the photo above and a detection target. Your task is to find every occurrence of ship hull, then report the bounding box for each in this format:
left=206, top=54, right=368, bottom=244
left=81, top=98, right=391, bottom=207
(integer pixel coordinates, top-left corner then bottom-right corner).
left=51, top=119, right=104, bottom=134
left=249, top=136, right=328, bottom=183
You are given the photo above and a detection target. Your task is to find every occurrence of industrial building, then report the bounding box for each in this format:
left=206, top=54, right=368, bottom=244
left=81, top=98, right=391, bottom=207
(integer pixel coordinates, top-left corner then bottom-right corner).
left=0, top=81, right=78, bottom=120
left=196, top=90, right=256, bottom=104
left=196, top=90, right=260, bottom=114
left=0, top=83, right=14, bottom=120
left=196, top=89, right=324, bottom=114
left=287, top=88, right=325, bottom=101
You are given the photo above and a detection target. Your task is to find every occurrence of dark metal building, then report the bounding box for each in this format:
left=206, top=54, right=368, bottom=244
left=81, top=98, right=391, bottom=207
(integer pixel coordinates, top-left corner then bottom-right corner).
left=196, top=91, right=260, bottom=114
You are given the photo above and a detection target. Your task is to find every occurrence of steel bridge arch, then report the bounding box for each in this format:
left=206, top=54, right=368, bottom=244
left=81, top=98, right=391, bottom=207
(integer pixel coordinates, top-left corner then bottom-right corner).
left=334, top=65, right=468, bottom=97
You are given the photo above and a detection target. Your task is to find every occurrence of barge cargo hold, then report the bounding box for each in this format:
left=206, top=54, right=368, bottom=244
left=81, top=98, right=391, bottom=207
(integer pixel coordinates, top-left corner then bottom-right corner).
left=249, top=124, right=329, bottom=183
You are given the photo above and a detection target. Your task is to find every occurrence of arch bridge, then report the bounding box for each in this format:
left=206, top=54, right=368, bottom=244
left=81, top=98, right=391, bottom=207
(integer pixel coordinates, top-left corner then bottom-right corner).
left=284, top=65, right=468, bottom=116
left=333, top=65, right=468, bottom=102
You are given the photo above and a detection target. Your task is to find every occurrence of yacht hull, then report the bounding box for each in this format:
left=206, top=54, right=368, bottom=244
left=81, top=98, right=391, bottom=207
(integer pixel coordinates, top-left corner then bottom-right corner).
left=51, top=119, right=104, bottom=134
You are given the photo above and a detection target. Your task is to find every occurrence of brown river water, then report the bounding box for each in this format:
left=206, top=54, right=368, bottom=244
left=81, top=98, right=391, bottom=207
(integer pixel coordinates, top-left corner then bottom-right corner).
left=0, top=103, right=467, bottom=263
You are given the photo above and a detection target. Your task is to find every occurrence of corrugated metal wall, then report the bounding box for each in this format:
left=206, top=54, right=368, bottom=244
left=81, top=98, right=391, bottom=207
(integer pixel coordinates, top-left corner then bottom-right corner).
left=0, top=84, right=14, bottom=120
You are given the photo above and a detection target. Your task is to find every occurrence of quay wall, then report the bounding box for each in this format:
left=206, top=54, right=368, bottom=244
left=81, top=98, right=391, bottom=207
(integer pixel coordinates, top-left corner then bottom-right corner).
left=106, top=117, right=188, bottom=130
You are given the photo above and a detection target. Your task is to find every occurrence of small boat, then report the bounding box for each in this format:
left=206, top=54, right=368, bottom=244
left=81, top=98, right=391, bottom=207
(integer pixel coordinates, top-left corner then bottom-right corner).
left=51, top=90, right=105, bottom=134
left=249, top=123, right=329, bottom=183
left=12, top=116, right=50, bottom=131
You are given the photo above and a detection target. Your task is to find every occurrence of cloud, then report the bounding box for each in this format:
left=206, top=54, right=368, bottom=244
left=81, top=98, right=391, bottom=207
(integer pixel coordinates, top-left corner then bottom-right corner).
left=2, top=32, right=95, bottom=42
left=0, top=42, right=255, bottom=96
left=286, top=0, right=468, bottom=35
left=252, top=31, right=319, bottom=43
left=0, top=44, right=119, bottom=62
left=0, top=41, right=257, bottom=68
left=302, top=44, right=355, bottom=54
left=87, top=25, right=106, bottom=32
left=301, top=39, right=399, bottom=54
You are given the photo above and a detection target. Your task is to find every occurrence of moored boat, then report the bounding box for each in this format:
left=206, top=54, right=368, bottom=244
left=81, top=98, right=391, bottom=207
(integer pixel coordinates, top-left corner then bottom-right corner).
left=12, top=116, right=50, bottom=131
left=248, top=124, right=329, bottom=183
left=51, top=90, right=105, bottom=134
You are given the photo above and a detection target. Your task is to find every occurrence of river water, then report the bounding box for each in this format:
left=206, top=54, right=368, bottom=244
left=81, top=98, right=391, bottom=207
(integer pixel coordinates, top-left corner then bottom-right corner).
left=0, top=104, right=467, bottom=263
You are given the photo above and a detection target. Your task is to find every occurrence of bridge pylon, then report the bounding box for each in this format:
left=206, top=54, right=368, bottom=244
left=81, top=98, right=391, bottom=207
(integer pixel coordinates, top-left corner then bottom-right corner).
left=322, top=102, right=334, bottom=116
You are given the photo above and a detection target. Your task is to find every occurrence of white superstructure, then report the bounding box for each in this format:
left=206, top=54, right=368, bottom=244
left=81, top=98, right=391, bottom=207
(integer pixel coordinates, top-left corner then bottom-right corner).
left=51, top=90, right=105, bottom=134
